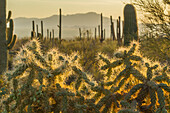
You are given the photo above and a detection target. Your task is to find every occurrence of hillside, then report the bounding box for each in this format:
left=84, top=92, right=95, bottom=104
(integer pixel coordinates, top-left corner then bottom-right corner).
left=14, top=12, right=117, bottom=39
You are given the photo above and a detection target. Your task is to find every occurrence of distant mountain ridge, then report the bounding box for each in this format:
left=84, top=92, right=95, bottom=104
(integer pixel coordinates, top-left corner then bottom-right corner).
left=13, top=12, right=118, bottom=39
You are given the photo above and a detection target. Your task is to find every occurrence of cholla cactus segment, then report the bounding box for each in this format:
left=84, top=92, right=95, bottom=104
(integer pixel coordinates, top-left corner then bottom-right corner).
left=119, top=100, right=139, bottom=113
left=120, top=100, right=131, bottom=108
left=149, top=88, right=157, bottom=107
left=125, top=84, right=143, bottom=100
left=157, top=87, right=166, bottom=108
left=145, top=63, right=158, bottom=81
left=158, top=83, right=170, bottom=92
left=127, top=44, right=136, bottom=56
left=130, top=68, right=146, bottom=82
left=113, top=75, right=130, bottom=92
left=72, top=66, right=95, bottom=90
left=118, top=109, right=139, bottom=113
left=7, top=64, right=28, bottom=81
left=101, top=60, right=124, bottom=70
left=153, top=66, right=170, bottom=84
left=99, top=55, right=111, bottom=64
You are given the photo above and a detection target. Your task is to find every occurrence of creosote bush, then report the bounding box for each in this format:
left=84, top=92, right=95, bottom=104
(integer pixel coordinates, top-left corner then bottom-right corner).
left=0, top=39, right=169, bottom=113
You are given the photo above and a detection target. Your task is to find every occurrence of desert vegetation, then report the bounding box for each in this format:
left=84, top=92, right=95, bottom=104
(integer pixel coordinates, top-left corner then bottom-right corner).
left=0, top=0, right=169, bottom=113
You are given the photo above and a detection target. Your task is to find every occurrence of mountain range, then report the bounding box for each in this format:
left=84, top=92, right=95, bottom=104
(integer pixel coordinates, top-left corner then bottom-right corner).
left=14, top=12, right=119, bottom=39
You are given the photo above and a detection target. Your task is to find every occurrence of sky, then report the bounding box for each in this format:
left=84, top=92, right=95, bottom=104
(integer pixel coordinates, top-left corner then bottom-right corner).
left=7, top=0, right=131, bottom=19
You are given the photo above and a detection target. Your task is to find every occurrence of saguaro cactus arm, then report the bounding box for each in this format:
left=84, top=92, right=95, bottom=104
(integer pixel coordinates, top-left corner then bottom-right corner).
left=6, top=12, right=17, bottom=50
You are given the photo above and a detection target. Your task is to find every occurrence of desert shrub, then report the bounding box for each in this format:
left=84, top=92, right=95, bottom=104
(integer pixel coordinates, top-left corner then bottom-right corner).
left=140, top=36, right=170, bottom=65
left=1, top=39, right=169, bottom=113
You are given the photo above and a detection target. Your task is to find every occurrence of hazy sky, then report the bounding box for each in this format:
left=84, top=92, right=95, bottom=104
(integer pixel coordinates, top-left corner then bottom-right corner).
left=8, top=0, right=132, bottom=19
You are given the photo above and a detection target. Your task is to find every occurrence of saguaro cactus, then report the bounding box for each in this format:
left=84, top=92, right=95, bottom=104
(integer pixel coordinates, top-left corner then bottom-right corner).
left=123, top=4, right=138, bottom=46
left=41, top=21, right=44, bottom=39
left=36, top=24, right=39, bottom=37
left=52, top=29, right=54, bottom=39
left=0, top=0, right=7, bottom=74
left=100, top=13, right=104, bottom=43
left=79, top=28, right=81, bottom=39
left=58, top=8, right=62, bottom=43
left=117, top=16, right=122, bottom=46
left=95, top=27, right=97, bottom=39
left=31, top=20, right=36, bottom=40
left=0, top=1, right=17, bottom=74
left=98, top=25, right=100, bottom=38
left=52, top=29, right=54, bottom=47
left=104, top=29, right=106, bottom=40
left=50, top=31, right=52, bottom=40
left=110, top=16, right=116, bottom=40
left=87, top=30, right=89, bottom=40
left=47, top=29, right=49, bottom=39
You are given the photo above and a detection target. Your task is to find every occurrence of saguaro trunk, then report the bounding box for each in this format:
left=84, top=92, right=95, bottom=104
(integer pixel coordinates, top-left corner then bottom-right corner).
left=95, top=27, right=96, bottom=39
left=79, top=28, right=81, bottom=39
left=59, top=9, right=62, bottom=43
left=100, top=13, right=104, bottom=43
left=41, top=21, right=44, bottom=38
left=0, top=0, right=7, bottom=74
left=98, top=25, right=100, bottom=38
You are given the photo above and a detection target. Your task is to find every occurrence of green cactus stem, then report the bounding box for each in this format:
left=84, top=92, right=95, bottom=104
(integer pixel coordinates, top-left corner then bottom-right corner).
left=0, top=4, right=17, bottom=74
left=41, top=21, right=43, bottom=39
left=110, top=16, right=116, bottom=40
left=0, top=0, right=7, bottom=74
left=98, top=25, right=100, bottom=38
left=36, top=24, right=39, bottom=37
left=123, top=4, right=138, bottom=46
left=31, top=20, right=36, bottom=40
left=100, top=13, right=104, bottom=43
left=87, top=30, right=89, bottom=39
left=104, top=29, right=106, bottom=40
left=50, top=31, right=52, bottom=40
left=58, top=8, right=62, bottom=43
left=79, top=28, right=81, bottom=39
left=117, top=16, right=122, bottom=46
left=95, top=27, right=97, bottom=39
left=47, top=29, right=49, bottom=39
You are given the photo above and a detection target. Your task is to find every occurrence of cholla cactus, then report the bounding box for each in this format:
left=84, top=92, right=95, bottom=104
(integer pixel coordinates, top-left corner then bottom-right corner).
left=98, top=44, right=142, bottom=92
left=2, top=39, right=96, bottom=112
left=97, top=42, right=169, bottom=112
left=125, top=63, right=170, bottom=112
left=1, top=39, right=169, bottom=113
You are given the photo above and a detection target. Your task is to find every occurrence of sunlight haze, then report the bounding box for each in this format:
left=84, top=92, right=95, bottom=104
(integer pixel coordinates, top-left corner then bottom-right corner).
left=8, top=0, right=131, bottom=19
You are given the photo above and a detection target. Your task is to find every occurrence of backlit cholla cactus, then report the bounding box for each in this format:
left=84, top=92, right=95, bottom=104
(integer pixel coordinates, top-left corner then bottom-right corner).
left=1, top=39, right=169, bottom=113
left=97, top=42, right=169, bottom=113
left=98, top=42, right=142, bottom=93
left=125, top=64, right=170, bottom=113
left=2, top=39, right=96, bottom=112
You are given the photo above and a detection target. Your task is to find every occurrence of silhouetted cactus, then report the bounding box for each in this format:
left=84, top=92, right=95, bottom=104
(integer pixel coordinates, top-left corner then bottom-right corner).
left=47, top=29, right=49, bottom=39
left=98, top=25, right=100, bottom=38
left=0, top=5, right=17, bottom=74
left=95, top=27, right=97, bottom=39
left=117, top=16, right=122, bottom=46
left=41, top=20, right=44, bottom=39
left=79, top=28, right=82, bottom=39
left=123, top=4, right=138, bottom=46
left=58, top=8, right=62, bottom=43
left=100, top=13, right=104, bottom=43
left=31, top=20, right=36, bottom=40
left=110, top=16, right=116, bottom=40
left=124, top=63, right=169, bottom=112
left=36, top=24, right=39, bottom=37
